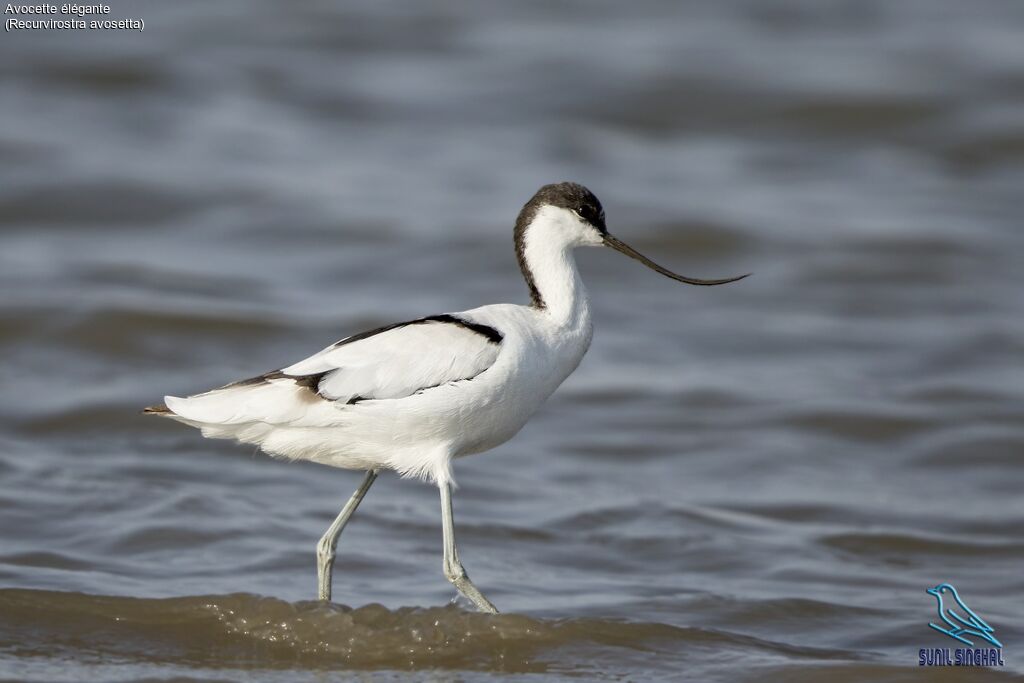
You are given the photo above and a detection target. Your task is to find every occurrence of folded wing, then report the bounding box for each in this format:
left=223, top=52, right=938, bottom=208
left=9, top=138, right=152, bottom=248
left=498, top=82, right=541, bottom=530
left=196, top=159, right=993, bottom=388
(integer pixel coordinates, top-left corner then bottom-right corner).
left=158, top=314, right=503, bottom=426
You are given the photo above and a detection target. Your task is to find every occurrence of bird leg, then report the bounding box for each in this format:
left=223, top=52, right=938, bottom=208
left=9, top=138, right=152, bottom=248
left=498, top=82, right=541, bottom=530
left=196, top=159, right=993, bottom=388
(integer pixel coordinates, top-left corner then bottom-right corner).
left=439, top=481, right=498, bottom=614
left=316, top=469, right=377, bottom=602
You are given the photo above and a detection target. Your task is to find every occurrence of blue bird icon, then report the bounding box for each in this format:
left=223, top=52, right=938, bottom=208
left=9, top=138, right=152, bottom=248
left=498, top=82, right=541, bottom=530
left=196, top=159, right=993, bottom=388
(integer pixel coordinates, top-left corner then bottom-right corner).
left=927, top=583, right=1002, bottom=648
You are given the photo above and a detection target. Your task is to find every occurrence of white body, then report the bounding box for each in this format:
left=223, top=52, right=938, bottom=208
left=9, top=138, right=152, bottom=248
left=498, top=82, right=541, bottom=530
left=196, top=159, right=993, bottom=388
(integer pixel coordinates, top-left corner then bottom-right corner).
left=160, top=205, right=602, bottom=486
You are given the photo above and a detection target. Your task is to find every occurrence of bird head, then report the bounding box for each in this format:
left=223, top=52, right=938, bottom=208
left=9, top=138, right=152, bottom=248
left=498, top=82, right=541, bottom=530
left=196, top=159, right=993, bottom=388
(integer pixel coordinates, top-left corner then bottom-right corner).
left=515, top=182, right=750, bottom=286
left=927, top=583, right=956, bottom=600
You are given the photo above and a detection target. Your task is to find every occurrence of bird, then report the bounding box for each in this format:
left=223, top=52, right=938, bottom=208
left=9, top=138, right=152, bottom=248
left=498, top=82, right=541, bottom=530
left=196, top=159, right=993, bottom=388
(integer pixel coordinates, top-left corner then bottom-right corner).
left=927, top=583, right=1003, bottom=648
left=143, top=181, right=748, bottom=613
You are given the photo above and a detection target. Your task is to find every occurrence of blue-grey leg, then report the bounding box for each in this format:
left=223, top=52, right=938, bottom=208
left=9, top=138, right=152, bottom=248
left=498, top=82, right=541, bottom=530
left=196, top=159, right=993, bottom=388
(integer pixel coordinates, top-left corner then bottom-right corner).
left=316, top=469, right=378, bottom=602
left=440, top=481, right=498, bottom=614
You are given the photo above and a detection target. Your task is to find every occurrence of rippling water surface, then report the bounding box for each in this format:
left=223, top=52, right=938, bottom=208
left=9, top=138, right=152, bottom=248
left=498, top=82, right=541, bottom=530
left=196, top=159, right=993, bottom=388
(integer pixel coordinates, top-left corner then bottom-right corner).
left=1, top=1, right=1023, bottom=681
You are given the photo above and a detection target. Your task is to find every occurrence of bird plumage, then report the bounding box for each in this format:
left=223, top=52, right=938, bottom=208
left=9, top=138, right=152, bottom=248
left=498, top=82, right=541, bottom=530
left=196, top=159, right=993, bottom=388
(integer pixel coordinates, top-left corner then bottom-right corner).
left=143, top=181, right=748, bottom=610
left=153, top=300, right=592, bottom=483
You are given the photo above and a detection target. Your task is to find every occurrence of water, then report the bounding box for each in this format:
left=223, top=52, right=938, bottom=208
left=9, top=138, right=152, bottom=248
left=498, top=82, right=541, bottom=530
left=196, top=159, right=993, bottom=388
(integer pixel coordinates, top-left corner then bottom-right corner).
left=1, top=1, right=1023, bottom=680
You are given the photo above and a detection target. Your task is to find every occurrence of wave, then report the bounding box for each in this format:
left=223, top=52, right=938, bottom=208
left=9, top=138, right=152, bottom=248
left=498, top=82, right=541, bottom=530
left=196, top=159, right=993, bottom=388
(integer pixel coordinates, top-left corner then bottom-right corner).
left=0, top=589, right=853, bottom=672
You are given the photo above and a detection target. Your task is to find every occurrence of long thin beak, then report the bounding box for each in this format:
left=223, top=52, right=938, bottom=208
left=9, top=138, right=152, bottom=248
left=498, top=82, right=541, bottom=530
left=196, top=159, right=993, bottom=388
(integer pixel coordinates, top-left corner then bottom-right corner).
left=927, top=588, right=939, bottom=596
left=603, top=234, right=750, bottom=286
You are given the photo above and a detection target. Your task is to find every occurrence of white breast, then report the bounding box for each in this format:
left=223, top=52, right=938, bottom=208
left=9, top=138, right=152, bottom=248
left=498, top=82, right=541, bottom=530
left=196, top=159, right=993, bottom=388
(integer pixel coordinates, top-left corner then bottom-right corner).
left=444, top=301, right=593, bottom=457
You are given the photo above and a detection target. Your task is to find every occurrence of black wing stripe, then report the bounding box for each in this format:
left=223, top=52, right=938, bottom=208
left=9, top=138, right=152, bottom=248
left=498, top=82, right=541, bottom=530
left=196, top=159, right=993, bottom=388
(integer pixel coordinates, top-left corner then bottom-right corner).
left=328, top=314, right=503, bottom=349
left=421, top=314, right=504, bottom=344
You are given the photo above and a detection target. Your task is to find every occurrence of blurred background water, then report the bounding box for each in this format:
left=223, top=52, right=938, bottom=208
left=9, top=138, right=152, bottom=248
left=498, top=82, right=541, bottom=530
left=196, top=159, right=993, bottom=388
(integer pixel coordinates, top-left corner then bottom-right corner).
left=1, top=1, right=1022, bottom=681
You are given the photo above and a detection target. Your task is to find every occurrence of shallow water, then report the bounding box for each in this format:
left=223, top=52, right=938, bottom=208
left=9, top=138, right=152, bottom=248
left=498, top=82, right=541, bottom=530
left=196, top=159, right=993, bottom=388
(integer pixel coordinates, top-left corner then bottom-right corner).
left=1, top=1, right=1023, bottom=681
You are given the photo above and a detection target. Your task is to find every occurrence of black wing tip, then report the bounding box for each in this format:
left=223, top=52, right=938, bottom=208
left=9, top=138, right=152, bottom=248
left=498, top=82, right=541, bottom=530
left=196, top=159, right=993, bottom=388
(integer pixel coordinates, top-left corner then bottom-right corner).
left=142, top=403, right=171, bottom=415
left=255, top=369, right=330, bottom=395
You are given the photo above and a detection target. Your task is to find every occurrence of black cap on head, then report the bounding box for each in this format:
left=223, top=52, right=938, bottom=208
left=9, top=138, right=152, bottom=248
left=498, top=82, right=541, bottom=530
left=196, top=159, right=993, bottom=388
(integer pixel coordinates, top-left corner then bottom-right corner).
left=532, top=182, right=606, bottom=233
left=517, top=182, right=606, bottom=235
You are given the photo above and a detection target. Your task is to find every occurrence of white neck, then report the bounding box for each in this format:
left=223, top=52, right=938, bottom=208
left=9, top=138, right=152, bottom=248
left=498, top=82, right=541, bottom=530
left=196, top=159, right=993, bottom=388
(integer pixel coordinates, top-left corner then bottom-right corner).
left=521, top=226, right=591, bottom=330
